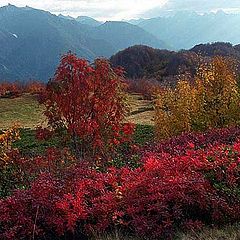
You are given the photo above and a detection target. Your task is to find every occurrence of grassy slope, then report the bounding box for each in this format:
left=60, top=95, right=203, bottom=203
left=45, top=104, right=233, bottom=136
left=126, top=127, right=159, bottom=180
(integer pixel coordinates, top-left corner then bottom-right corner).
left=0, top=94, right=45, bottom=129
left=0, top=94, right=154, bottom=129
left=127, top=94, right=154, bottom=125
left=177, top=223, right=240, bottom=240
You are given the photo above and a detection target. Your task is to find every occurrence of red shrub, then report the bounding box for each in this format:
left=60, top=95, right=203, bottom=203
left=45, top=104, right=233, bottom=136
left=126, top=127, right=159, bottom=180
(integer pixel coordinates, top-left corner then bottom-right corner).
left=39, top=53, right=134, bottom=160
left=0, top=82, right=23, bottom=98
left=144, top=126, right=240, bottom=157
left=0, top=174, right=70, bottom=239
left=25, top=81, right=45, bottom=95
left=0, top=138, right=239, bottom=239
left=36, top=126, right=53, bottom=141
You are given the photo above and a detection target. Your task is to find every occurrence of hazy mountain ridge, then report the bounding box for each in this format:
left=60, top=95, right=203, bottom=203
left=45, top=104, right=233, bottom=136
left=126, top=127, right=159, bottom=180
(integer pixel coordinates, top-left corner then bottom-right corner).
left=0, top=4, right=167, bottom=81
left=88, top=21, right=169, bottom=52
left=134, top=11, right=240, bottom=50
left=76, top=16, right=102, bottom=27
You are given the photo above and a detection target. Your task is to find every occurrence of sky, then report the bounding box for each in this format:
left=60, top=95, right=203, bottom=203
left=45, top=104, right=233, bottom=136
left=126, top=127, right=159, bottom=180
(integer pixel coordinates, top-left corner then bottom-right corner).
left=1, top=0, right=240, bottom=20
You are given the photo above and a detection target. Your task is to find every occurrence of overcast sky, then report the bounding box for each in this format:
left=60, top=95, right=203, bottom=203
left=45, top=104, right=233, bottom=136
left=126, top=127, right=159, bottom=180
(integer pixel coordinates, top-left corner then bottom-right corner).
left=1, top=0, right=240, bottom=20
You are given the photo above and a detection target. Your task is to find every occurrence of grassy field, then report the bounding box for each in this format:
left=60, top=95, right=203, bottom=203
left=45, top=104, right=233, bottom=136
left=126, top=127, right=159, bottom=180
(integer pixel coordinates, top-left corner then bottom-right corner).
left=0, top=94, right=45, bottom=129
left=127, top=94, right=154, bottom=125
left=0, top=94, right=154, bottom=129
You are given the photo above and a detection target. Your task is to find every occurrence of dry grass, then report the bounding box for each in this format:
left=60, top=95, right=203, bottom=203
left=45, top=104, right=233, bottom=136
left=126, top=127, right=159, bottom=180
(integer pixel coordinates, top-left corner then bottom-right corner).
left=91, top=224, right=240, bottom=240
left=0, top=93, right=154, bottom=129
left=127, top=94, right=154, bottom=125
left=177, top=224, right=240, bottom=240
left=0, top=94, right=46, bottom=129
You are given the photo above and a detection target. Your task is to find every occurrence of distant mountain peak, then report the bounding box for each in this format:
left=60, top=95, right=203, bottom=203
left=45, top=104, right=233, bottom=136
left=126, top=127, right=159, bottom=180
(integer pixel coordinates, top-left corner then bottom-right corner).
left=77, top=16, right=95, bottom=20
left=0, top=4, right=169, bottom=81
left=103, top=21, right=132, bottom=26
left=174, top=10, right=199, bottom=18
left=58, top=14, right=75, bottom=21
left=1, top=3, right=17, bottom=11
left=76, top=16, right=102, bottom=26
left=7, top=3, right=15, bottom=7
left=215, top=9, right=227, bottom=16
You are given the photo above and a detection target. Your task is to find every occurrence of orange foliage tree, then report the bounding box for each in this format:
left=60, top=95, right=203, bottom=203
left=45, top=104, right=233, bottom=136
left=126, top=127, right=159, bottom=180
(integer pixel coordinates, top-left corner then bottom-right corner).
left=25, top=81, right=45, bottom=95
left=0, top=82, right=22, bottom=98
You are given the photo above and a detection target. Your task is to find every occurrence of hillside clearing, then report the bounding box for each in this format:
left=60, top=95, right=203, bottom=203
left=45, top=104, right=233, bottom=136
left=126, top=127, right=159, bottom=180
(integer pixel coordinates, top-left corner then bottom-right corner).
left=0, top=94, right=45, bottom=129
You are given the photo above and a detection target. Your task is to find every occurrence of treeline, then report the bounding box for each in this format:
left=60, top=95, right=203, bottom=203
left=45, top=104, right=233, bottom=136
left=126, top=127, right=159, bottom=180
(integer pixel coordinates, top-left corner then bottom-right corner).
left=110, top=42, right=240, bottom=85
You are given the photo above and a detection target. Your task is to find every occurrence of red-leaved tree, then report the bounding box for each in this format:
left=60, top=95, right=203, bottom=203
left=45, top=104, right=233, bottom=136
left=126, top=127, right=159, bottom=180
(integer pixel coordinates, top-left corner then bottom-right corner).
left=40, top=53, right=134, bottom=160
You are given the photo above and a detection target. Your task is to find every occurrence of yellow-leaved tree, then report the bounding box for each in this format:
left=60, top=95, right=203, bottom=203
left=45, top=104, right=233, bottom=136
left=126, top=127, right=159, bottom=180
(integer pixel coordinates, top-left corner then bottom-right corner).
left=195, top=57, right=240, bottom=129
left=155, top=56, right=240, bottom=140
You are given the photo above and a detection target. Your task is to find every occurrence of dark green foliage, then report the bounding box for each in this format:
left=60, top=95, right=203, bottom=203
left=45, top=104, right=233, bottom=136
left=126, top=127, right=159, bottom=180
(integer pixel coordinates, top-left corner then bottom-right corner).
left=133, top=124, right=154, bottom=146
left=13, top=129, right=59, bottom=156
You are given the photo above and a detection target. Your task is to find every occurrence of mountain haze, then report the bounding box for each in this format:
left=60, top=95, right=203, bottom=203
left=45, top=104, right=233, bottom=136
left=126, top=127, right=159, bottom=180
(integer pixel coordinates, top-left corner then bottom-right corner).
left=89, top=21, right=169, bottom=52
left=0, top=4, right=167, bottom=81
left=2, top=4, right=240, bottom=82
left=135, top=11, right=240, bottom=50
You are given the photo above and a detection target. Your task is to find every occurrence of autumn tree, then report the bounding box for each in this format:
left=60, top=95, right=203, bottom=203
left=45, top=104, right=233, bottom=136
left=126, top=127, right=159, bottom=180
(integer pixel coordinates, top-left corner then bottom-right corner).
left=155, top=56, right=240, bottom=140
left=40, top=53, right=134, bottom=160
left=195, top=56, right=240, bottom=128
left=155, top=80, right=194, bottom=139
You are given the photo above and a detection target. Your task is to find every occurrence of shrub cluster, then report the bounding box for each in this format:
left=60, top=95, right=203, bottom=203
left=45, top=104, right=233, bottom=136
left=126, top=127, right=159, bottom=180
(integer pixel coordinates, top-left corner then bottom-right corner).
left=0, top=81, right=45, bottom=98
left=1, top=54, right=240, bottom=240
left=145, top=126, right=240, bottom=157
left=0, top=127, right=239, bottom=239
left=126, top=78, right=162, bottom=100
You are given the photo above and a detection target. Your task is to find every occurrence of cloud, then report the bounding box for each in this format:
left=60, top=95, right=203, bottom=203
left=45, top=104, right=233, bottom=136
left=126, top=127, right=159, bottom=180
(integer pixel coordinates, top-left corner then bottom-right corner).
left=1, top=0, right=239, bottom=20
left=143, top=0, right=240, bottom=18
left=164, top=0, right=240, bottom=11
left=0, top=0, right=167, bottom=20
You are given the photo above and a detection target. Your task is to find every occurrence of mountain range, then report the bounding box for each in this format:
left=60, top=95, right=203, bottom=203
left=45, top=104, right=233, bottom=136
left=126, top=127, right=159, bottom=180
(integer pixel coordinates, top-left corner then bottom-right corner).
left=0, top=4, right=166, bottom=81
left=2, top=4, right=240, bottom=82
left=132, top=11, right=240, bottom=50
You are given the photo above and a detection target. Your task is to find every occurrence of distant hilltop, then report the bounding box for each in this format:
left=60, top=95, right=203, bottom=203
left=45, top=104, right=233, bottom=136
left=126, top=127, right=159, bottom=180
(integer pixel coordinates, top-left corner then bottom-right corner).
left=110, top=43, right=240, bottom=85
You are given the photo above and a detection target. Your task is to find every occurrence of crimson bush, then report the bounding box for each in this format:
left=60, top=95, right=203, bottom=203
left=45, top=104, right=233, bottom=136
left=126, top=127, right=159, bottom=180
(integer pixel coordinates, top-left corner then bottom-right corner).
left=1, top=135, right=239, bottom=239
left=39, top=53, right=134, bottom=160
